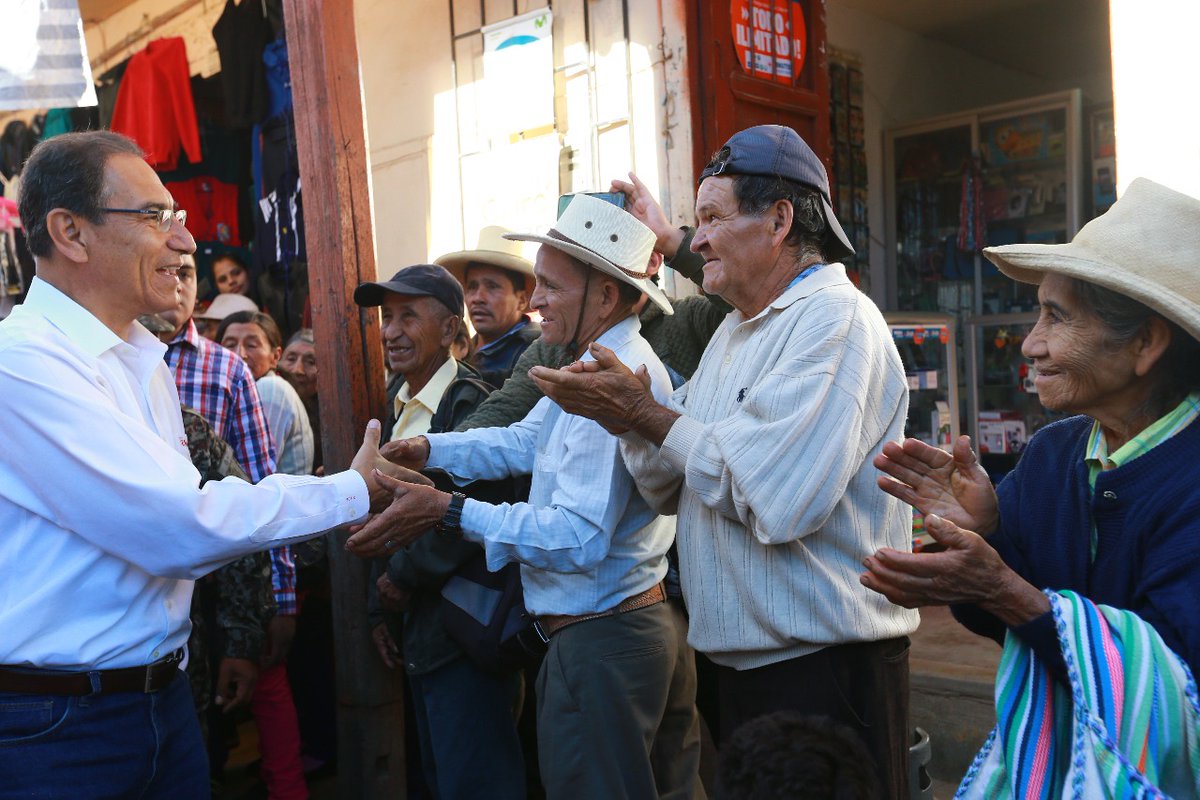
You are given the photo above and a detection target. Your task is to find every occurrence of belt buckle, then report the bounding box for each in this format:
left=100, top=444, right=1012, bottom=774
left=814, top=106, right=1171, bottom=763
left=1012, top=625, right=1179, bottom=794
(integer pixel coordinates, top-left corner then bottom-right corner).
left=533, top=619, right=551, bottom=645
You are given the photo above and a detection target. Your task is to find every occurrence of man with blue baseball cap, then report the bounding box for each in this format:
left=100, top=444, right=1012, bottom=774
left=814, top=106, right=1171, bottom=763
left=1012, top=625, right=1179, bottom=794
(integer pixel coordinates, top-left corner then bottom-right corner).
left=529, top=125, right=918, bottom=797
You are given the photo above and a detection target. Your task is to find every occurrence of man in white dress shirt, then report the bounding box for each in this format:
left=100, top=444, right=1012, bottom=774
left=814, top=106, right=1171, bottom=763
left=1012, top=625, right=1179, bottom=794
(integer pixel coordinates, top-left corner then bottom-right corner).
left=0, top=131, right=397, bottom=798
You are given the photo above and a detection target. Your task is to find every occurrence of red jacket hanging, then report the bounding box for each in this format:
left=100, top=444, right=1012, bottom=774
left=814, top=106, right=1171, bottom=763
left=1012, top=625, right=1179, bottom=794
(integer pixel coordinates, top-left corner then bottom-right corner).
left=111, top=37, right=202, bottom=171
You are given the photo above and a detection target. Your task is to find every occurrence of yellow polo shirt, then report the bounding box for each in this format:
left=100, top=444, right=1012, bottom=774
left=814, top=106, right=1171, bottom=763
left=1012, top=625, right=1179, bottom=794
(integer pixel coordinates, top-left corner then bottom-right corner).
left=391, top=357, right=459, bottom=441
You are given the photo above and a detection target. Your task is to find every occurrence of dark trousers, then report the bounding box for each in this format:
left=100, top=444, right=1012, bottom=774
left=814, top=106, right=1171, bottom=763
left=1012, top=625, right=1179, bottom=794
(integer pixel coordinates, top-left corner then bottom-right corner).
left=0, top=673, right=209, bottom=800
left=715, top=636, right=911, bottom=800
left=536, top=601, right=705, bottom=800
left=408, top=655, right=526, bottom=800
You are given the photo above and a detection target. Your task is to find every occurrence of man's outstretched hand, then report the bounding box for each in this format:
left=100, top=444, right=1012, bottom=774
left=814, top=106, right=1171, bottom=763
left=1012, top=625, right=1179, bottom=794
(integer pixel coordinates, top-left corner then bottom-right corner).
left=351, top=420, right=434, bottom=512
left=345, top=471, right=451, bottom=559
left=529, top=342, right=678, bottom=442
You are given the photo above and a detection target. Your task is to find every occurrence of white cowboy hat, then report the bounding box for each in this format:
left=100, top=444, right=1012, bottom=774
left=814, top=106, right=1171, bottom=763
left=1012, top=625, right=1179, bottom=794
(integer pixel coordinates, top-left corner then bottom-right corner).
left=196, top=292, right=258, bottom=321
left=504, top=194, right=673, bottom=314
left=984, top=177, right=1200, bottom=343
left=435, top=225, right=535, bottom=287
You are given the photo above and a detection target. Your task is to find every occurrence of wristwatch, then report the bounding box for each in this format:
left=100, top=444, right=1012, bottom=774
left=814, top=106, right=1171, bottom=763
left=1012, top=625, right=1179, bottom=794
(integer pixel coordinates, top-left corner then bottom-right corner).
left=436, top=491, right=467, bottom=536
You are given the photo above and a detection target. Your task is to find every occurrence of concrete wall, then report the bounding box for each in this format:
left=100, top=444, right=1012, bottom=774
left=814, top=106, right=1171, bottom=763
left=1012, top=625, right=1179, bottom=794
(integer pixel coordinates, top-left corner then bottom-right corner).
left=825, top=1, right=1089, bottom=305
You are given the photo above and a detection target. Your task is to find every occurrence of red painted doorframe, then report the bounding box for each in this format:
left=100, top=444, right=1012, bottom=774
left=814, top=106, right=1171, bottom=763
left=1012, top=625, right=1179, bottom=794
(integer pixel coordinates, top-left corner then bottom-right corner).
left=686, top=0, right=832, bottom=180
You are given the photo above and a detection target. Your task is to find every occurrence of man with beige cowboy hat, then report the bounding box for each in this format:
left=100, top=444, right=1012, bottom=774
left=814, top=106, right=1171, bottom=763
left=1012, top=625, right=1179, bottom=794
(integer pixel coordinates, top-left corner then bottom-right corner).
left=348, top=194, right=704, bottom=799
left=863, top=178, right=1200, bottom=796
left=435, top=225, right=541, bottom=387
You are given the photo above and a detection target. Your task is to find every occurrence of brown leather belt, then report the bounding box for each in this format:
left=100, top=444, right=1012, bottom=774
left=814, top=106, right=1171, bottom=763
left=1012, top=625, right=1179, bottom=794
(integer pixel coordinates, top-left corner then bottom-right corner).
left=535, top=583, right=665, bottom=641
left=0, top=650, right=184, bottom=696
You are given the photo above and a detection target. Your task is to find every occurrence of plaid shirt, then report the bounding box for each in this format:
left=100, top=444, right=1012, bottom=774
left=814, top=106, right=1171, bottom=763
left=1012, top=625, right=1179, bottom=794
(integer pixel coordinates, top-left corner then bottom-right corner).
left=165, top=320, right=297, bottom=614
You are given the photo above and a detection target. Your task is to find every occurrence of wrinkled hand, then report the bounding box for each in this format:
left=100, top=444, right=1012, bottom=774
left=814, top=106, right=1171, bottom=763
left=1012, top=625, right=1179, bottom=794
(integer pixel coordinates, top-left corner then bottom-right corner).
left=376, top=572, right=411, bottom=613
left=261, top=614, right=297, bottom=668
left=345, top=472, right=451, bottom=558
left=379, top=435, right=431, bottom=471
left=874, top=435, right=999, bottom=535
left=611, top=172, right=682, bottom=257
left=859, top=514, right=1049, bottom=626
left=214, top=657, right=258, bottom=713
left=530, top=343, right=664, bottom=437
left=372, top=623, right=401, bottom=670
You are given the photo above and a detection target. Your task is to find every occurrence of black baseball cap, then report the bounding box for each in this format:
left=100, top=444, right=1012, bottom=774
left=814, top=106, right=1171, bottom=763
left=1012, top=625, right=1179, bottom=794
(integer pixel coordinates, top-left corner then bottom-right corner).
left=353, top=263, right=465, bottom=315
left=699, top=125, right=854, bottom=261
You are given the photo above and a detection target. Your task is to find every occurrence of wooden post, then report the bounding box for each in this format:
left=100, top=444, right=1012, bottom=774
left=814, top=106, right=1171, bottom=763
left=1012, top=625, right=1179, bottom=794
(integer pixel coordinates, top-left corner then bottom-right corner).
left=283, top=1, right=405, bottom=796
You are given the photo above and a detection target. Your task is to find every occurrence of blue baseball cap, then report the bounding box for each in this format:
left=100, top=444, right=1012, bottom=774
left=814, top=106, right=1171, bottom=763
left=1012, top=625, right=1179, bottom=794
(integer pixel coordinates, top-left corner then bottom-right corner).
left=700, top=125, right=854, bottom=261
left=353, top=263, right=465, bottom=315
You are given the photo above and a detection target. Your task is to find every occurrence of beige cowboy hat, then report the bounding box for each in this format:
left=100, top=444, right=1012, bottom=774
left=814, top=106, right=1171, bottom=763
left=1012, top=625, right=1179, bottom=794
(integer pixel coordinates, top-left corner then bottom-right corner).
left=984, top=177, right=1200, bottom=342
left=504, top=194, right=673, bottom=314
left=435, top=225, right=535, bottom=287
left=196, top=292, right=258, bottom=322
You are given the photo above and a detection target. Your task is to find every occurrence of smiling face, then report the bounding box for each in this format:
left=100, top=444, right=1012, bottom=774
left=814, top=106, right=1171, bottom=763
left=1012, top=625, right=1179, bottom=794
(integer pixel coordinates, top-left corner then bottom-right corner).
left=221, top=321, right=281, bottom=380
left=464, top=263, right=528, bottom=343
left=1021, top=273, right=1144, bottom=419
left=79, top=154, right=196, bottom=331
left=528, top=246, right=595, bottom=347
left=379, top=293, right=456, bottom=392
left=690, top=176, right=776, bottom=313
left=213, top=257, right=249, bottom=295
left=279, top=340, right=318, bottom=398
left=157, top=257, right=199, bottom=338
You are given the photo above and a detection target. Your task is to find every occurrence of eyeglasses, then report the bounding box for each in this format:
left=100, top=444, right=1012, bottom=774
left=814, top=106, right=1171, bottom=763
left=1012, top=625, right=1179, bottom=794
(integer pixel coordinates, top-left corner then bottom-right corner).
left=101, top=207, right=187, bottom=232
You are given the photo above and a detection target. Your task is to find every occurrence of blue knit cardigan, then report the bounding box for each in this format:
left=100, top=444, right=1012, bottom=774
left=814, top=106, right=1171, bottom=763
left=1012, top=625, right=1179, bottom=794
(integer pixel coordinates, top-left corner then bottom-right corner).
left=953, top=414, right=1200, bottom=679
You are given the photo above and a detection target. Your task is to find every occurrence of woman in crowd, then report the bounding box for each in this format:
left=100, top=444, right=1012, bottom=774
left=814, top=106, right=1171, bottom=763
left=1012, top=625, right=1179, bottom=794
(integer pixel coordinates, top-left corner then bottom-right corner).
left=217, top=311, right=315, bottom=477
left=861, top=178, right=1200, bottom=797
left=277, top=328, right=321, bottom=473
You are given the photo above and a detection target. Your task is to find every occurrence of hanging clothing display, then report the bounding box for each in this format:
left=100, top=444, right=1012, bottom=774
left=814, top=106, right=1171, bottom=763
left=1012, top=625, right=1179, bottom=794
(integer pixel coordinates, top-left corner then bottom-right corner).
left=111, top=38, right=202, bottom=171
left=212, top=0, right=273, bottom=128
left=0, top=0, right=97, bottom=111
left=166, top=177, right=242, bottom=246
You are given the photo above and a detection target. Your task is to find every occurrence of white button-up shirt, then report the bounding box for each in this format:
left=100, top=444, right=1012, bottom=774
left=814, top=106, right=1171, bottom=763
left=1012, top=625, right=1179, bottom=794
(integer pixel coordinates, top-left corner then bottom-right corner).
left=0, top=278, right=368, bottom=669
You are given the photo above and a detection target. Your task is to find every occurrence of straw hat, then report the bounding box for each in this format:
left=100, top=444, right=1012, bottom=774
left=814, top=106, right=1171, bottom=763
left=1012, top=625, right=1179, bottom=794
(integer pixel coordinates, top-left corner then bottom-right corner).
left=504, top=194, right=673, bottom=314
left=435, top=225, right=535, bottom=288
left=196, top=292, right=259, bottom=322
left=983, top=177, right=1200, bottom=342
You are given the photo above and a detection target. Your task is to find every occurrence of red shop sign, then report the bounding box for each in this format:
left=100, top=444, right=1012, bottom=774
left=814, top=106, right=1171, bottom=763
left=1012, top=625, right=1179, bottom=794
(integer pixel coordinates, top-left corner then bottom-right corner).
left=731, top=0, right=807, bottom=85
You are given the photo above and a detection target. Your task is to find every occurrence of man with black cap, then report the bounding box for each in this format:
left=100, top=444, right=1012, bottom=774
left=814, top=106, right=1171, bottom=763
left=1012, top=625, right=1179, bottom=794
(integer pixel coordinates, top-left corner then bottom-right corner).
left=354, top=196, right=704, bottom=800
left=528, top=126, right=918, bottom=797
left=352, top=263, right=526, bottom=800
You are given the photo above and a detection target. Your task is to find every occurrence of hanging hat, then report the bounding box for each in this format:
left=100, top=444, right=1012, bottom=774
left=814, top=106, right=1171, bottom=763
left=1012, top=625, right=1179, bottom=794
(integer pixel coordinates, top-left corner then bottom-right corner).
left=983, top=177, right=1200, bottom=343
left=700, top=124, right=855, bottom=262
left=435, top=226, right=535, bottom=288
left=504, top=194, right=673, bottom=314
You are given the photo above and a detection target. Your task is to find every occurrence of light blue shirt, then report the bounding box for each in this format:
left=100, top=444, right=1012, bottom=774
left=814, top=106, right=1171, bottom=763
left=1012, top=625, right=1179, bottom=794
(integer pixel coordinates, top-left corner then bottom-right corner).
left=427, top=314, right=673, bottom=617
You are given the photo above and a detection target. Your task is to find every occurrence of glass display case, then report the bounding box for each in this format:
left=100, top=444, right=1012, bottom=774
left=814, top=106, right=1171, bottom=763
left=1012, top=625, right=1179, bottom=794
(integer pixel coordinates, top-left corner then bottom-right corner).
left=885, top=91, right=1083, bottom=474
left=885, top=312, right=960, bottom=449
left=966, top=313, right=1067, bottom=484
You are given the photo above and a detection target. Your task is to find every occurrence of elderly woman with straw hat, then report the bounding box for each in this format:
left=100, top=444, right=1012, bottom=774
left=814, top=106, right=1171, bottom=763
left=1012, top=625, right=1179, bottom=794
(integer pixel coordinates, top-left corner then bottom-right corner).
left=861, top=178, right=1200, bottom=797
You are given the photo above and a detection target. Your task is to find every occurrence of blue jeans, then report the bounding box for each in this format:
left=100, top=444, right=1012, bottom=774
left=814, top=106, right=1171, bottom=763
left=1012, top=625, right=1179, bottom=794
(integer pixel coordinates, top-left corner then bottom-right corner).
left=407, top=656, right=525, bottom=800
left=0, top=673, right=208, bottom=800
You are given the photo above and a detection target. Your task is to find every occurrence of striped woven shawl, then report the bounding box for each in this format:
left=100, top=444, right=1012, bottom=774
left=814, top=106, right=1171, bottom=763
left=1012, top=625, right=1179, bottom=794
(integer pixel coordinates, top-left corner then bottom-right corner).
left=956, top=590, right=1200, bottom=799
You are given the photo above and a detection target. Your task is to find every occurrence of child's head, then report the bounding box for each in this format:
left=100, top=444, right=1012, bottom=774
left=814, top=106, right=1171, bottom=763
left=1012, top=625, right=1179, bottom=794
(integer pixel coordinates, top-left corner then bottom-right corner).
left=213, top=255, right=250, bottom=296
left=716, top=712, right=879, bottom=800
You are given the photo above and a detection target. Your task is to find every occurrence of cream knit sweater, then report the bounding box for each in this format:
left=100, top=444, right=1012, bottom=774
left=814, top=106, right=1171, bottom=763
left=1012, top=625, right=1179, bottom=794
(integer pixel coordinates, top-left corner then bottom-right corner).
left=622, top=264, right=920, bottom=670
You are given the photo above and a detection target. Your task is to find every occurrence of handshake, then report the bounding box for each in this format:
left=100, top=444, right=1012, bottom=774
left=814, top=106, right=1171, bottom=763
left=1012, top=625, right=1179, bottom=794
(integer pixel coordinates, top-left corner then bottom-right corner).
left=345, top=421, right=450, bottom=558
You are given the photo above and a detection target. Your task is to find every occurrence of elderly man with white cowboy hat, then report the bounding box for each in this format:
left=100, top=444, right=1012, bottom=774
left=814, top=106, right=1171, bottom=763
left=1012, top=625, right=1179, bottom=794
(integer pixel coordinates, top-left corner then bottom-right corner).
left=436, top=226, right=541, bottom=387
left=526, top=125, right=918, bottom=797
left=863, top=178, right=1200, bottom=797
left=351, top=194, right=703, bottom=800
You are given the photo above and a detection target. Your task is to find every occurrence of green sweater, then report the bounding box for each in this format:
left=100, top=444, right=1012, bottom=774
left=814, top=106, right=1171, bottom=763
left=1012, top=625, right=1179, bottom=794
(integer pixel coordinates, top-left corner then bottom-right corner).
left=457, top=228, right=729, bottom=431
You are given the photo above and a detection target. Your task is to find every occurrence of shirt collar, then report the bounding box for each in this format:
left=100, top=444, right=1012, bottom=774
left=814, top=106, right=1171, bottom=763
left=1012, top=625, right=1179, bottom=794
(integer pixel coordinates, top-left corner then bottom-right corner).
left=397, top=356, right=459, bottom=411
left=22, top=276, right=167, bottom=363
left=477, top=317, right=530, bottom=355
left=767, top=261, right=847, bottom=313
left=579, top=313, right=641, bottom=363
left=167, top=318, right=202, bottom=350
left=1085, top=391, right=1200, bottom=473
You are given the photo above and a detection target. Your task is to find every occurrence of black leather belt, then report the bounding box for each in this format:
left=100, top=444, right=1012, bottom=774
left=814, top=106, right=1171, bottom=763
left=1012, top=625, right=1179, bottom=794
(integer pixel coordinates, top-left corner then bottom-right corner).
left=0, top=650, right=184, bottom=696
